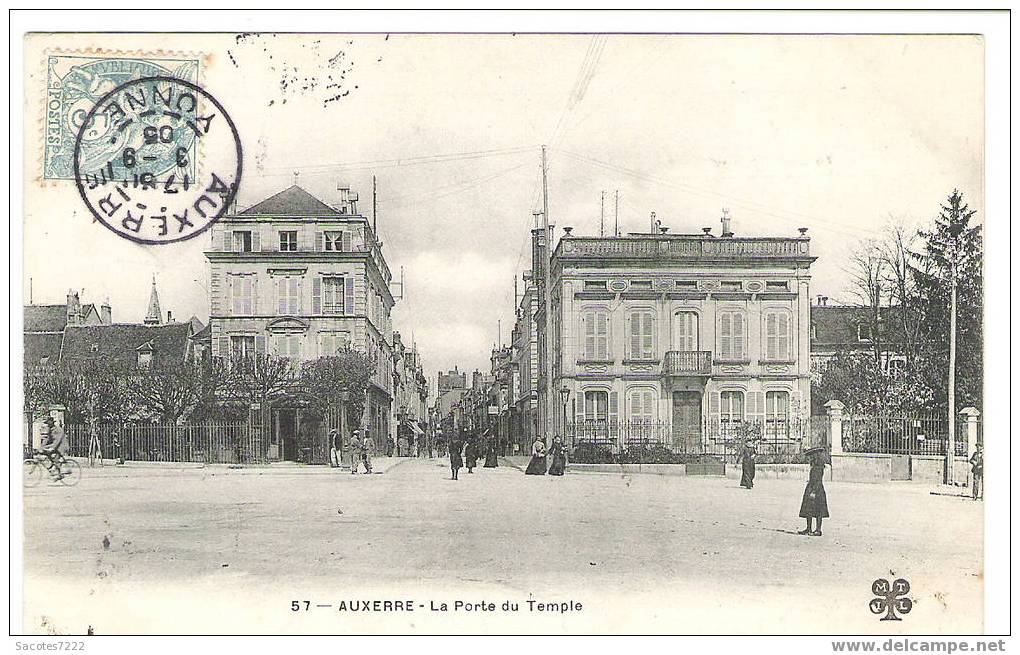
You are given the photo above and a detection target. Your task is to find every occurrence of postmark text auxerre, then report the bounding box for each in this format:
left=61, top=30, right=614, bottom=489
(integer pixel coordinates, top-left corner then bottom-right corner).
left=73, top=76, right=242, bottom=245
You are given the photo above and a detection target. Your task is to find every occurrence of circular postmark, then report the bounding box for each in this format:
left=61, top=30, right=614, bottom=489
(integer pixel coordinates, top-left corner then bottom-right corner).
left=73, top=76, right=242, bottom=245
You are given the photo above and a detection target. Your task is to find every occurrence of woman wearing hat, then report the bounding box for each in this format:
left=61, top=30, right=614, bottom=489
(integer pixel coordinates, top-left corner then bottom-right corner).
left=524, top=436, right=547, bottom=476
left=798, top=446, right=829, bottom=536
left=739, top=440, right=756, bottom=489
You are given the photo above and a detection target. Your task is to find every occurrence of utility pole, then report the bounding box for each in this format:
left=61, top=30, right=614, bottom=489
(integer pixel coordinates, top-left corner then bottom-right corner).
left=541, top=145, right=553, bottom=439
left=614, top=190, right=619, bottom=236
left=600, top=191, right=605, bottom=237
left=372, top=175, right=378, bottom=236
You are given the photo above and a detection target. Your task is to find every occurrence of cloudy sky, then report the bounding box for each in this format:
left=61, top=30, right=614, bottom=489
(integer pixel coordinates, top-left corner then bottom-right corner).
left=23, top=33, right=983, bottom=384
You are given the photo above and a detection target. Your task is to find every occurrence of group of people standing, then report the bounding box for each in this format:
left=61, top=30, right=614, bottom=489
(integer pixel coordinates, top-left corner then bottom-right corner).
left=448, top=431, right=499, bottom=480
left=328, top=429, right=374, bottom=474
left=524, top=435, right=567, bottom=476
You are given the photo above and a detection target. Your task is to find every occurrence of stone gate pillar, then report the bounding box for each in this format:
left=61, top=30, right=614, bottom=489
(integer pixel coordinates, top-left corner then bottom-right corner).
left=824, top=400, right=845, bottom=455
left=960, top=407, right=980, bottom=461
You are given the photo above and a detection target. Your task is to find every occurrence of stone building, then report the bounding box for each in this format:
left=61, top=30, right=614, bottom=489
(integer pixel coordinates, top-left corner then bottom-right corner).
left=205, top=184, right=396, bottom=456
left=536, top=213, right=816, bottom=452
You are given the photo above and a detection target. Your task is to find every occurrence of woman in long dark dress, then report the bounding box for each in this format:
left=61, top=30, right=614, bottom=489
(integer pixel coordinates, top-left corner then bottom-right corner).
left=464, top=434, right=478, bottom=474
left=524, top=437, right=548, bottom=475
left=739, top=441, right=756, bottom=489
left=449, top=435, right=464, bottom=480
left=483, top=432, right=498, bottom=468
left=798, top=446, right=829, bottom=536
left=547, top=435, right=567, bottom=476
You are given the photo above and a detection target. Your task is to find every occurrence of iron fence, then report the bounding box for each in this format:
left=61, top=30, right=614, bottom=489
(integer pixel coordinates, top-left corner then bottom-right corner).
left=565, top=417, right=812, bottom=464
left=840, top=413, right=971, bottom=456
left=65, top=421, right=267, bottom=465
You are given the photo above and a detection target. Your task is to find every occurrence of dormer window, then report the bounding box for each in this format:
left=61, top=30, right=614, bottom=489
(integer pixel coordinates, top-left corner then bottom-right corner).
left=137, top=351, right=152, bottom=368
left=857, top=324, right=872, bottom=341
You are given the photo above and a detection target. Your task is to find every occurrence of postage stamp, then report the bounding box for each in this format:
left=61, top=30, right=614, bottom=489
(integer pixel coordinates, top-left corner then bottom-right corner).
left=72, top=76, right=243, bottom=245
left=44, top=53, right=201, bottom=180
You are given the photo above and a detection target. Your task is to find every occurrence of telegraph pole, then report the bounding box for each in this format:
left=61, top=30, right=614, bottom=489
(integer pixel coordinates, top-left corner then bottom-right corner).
left=600, top=191, right=605, bottom=237
left=614, top=190, right=619, bottom=236
left=946, top=252, right=958, bottom=485
left=372, top=174, right=378, bottom=236
left=541, top=145, right=553, bottom=439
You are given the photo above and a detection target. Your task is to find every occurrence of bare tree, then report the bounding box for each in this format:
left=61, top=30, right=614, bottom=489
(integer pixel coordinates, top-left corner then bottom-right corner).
left=879, top=219, right=922, bottom=370
left=844, top=238, right=888, bottom=366
left=130, top=359, right=206, bottom=423
left=224, top=353, right=298, bottom=409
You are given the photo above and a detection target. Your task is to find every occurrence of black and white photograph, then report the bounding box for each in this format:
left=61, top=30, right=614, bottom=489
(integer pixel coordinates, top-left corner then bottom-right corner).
left=9, top=9, right=1011, bottom=643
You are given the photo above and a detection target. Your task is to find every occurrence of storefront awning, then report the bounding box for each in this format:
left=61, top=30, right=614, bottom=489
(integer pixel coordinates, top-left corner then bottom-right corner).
left=405, top=421, right=425, bottom=436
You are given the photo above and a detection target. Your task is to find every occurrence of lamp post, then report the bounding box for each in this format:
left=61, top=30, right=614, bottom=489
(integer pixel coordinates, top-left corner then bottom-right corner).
left=559, top=386, right=570, bottom=446
left=339, top=389, right=350, bottom=469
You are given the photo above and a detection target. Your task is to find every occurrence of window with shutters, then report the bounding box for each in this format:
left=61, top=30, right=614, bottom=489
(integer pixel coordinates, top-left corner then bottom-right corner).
left=583, top=390, right=608, bottom=422
left=273, top=335, right=302, bottom=359
left=324, top=231, right=345, bottom=252
left=581, top=309, right=610, bottom=360
left=765, top=391, right=789, bottom=439
left=319, top=332, right=349, bottom=356
left=230, top=335, right=256, bottom=359
left=674, top=311, right=698, bottom=351
left=628, top=310, right=655, bottom=359
left=230, top=275, right=255, bottom=315
left=720, top=390, right=744, bottom=436
left=627, top=388, right=657, bottom=425
left=717, top=311, right=746, bottom=361
left=322, top=277, right=344, bottom=315
left=277, top=277, right=301, bottom=315
left=279, top=230, right=298, bottom=252
left=232, top=230, right=252, bottom=253
left=763, top=310, right=791, bottom=361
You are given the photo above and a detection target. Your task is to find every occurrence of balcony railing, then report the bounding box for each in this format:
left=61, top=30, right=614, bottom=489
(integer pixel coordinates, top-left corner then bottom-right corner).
left=663, top=350, right=712, bottom=376
left=558, top=236, right=811, bottom=260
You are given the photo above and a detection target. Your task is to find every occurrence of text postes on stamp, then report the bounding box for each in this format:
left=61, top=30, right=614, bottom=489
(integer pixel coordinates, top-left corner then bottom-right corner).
left=73, top=76, right=242, bottom=245
left=45, top=54, right=200, bottom=180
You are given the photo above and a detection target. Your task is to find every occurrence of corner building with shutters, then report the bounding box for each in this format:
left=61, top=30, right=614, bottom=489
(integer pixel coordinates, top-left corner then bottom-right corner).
left=205, top=185, right=395, bottom=455
left=545, top=222, right=816, bottom=453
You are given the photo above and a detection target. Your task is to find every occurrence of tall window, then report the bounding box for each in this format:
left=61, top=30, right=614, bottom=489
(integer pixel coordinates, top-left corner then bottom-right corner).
left=628, top=311, right=655, bottom=359
left=763, top=310, right=791, bottom=360
left=274, top=335, right=302, bottom=359
left=765, top=391, right=789, bottom=439
left=718, top=311, right=746, bottom=360
left=582, top=309, right=610, bottom=360
left=322, top=277, right=345, bottom=315
left=720, top=390, right=744, bottom=435
left=324, top=231, right=345, bottom=252
left=583, top=390, right=609, bottom=422
left=674, top=311, right=698, bottom=351
left=279, top=230, right=298, bottom=252
left=232, top=230, right=252, bottom=253
left=230, top=276, right=254, bottom=315
left=277, top=277, right=300, bottom=314
left=627, top=388, right=657, bottom=424
left=230, top=335, right=256, bottom=359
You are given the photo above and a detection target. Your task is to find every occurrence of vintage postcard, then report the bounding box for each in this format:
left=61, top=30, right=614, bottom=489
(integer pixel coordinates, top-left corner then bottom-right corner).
left=13, top=20, right=1002, bottom=641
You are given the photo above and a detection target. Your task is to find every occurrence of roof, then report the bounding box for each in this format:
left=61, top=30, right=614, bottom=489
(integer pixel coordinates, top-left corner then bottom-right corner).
left=24, top=333, right=63, bottom=367
left=191, top=322, right=211, bottom=342
left=24, top=305, right=68, bottom=333
left=810, top=305, right=907, bottom=350
left=60, top=323, right=192, bottom=367
left=188, top=315, right=206, bottom=333
left=239, top=185, right=343, bottom=217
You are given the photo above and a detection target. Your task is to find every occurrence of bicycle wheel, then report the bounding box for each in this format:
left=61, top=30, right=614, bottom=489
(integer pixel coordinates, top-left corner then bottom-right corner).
left=23, top=460, right=43, bottom=487
left=58, top=459, right=82, bottom=486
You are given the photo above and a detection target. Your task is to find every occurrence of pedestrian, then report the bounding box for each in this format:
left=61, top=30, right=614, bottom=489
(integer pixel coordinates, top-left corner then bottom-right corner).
left=483, top=432, right=498, bottom=468
left=798, top=446, right=829, bottom=536
left=449, top=433, right=464, bottom=480
left=969, top=443, right=983, bottom=501
left=525, top=436, right=547, bottom=476
left=328, top=429, right=341, bottom=468
left=739, top=440, right=756, bottom=489
left=464, top=433, right=478, bottom=474
left=362, top=432, right=374, bottom=474
left=547, top=435, right=567, bottom=476
left=347, top=429, right=362, bottom=475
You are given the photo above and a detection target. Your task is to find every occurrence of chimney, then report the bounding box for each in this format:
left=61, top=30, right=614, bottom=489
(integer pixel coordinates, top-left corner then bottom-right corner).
left=720, top=208, right=733, bottom=238
left=66, top=289, right=81, bottom=325
left=100, top=299, right=112, bottom=325
left=531, top=225, right=547, bottom=281
left=167, top=310, right=174, bottom=323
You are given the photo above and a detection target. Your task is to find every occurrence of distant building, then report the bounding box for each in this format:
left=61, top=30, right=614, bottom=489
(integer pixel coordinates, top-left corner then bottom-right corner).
left=205, top=184, right=396, bottom=457
left=809, top=299, right=908, bottom=375
left=60, top=322, right=194, bottom=369
left=23, top=290, right=112, bottom=367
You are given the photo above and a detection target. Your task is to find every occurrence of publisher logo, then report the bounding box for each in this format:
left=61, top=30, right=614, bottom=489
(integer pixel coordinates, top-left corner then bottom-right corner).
left=870, top=578, right=912, bottom=621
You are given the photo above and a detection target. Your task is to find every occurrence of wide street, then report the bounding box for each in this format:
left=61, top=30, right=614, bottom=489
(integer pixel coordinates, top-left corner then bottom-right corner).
left=21, top=457, right=982, bottom=635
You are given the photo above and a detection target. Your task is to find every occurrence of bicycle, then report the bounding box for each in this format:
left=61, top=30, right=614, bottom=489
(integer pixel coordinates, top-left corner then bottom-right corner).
left=24, top=452, right=82, bottom=487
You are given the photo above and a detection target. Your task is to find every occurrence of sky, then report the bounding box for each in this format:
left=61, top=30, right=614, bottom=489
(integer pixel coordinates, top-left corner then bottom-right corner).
left=23, top=33, right=984, bottom=385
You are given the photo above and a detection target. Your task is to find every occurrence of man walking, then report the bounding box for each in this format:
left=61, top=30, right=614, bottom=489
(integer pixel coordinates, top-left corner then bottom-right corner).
left=347, top=429, right=362, bottom=475
left=361, top=431, right=374, bottom=474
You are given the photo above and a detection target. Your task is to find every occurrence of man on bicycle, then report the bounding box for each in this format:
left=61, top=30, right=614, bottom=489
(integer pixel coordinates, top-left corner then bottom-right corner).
left=39, top=416, right=69, bottom=477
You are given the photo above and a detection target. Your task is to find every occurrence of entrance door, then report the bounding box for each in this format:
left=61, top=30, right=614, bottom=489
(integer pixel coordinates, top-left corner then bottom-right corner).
left=672, top=391, right=702, bottom=453
left=276, top=409, right=300, bottom=461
